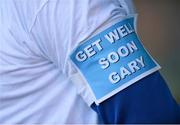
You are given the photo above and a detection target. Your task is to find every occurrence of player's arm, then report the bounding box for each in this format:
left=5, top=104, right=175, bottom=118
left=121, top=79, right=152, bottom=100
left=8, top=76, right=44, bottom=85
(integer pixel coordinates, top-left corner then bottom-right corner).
left=69, top=1, right=180, bottom=123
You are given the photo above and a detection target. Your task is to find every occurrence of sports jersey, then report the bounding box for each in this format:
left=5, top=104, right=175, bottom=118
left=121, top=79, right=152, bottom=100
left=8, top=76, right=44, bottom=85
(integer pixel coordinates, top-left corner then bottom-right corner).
left=0, top=0, right=180, bottom=124
left=0, top=0, right=135, bottom=123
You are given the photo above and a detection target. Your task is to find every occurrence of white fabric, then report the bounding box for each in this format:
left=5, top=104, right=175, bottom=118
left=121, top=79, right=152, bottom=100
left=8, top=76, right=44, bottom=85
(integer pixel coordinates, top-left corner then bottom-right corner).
left=0, top=0, right=135, bottom=123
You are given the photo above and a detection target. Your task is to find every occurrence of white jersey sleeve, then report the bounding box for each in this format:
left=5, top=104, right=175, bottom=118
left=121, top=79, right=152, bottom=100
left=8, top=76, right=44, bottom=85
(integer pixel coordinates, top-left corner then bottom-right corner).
left=29, top=0, right=136, bottom=105
left=0, top=0, right=136, bottom=123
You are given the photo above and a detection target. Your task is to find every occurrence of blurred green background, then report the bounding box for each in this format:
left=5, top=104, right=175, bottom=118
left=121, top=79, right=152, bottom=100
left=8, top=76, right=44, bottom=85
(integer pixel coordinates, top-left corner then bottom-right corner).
left=134, top=0, right=180, bottom=103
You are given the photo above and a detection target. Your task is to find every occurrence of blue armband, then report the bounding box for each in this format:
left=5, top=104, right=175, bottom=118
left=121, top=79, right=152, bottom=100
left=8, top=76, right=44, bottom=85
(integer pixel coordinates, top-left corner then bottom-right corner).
left=70, top=16, right=160, bottom=104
